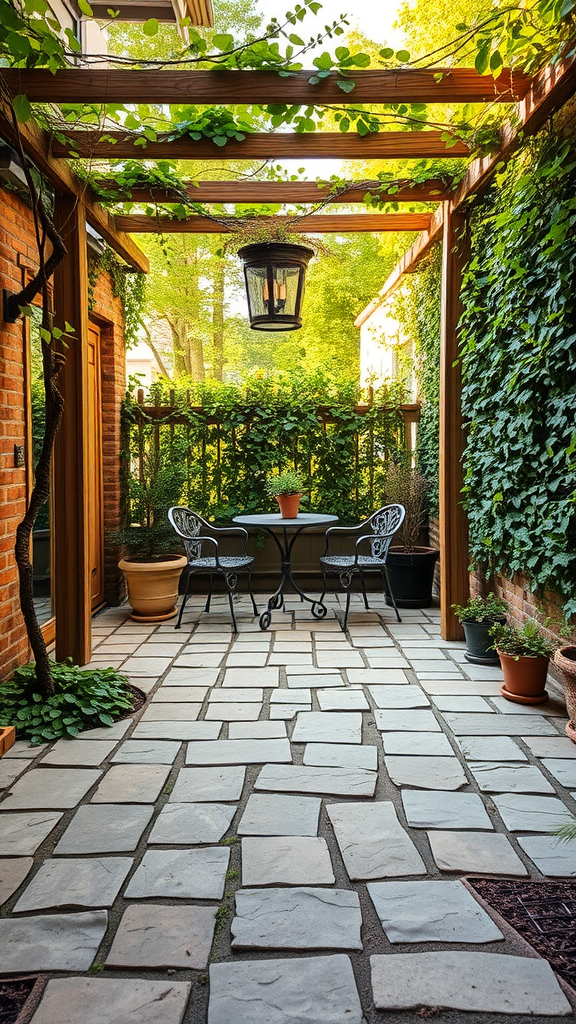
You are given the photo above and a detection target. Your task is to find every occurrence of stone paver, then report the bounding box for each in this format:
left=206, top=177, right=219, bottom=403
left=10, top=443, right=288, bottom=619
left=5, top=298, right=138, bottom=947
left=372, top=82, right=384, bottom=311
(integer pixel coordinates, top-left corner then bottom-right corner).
left=132, top=721, right=221, bottom=741
left=522, top=736, right=576, bottom=758
left=238, top=793, right=321, bottom=836
left=517, top=835, right=576, bottom=876
left=255, top=763, right=377, bottom=797
left=457, top=736, right=527, bottom=761
left=2, top=768, right=101, bottom=809
left=125, top=847, right=229, bottom=899
left=492, top=792, right=574, bottom=831
left=541, top=758, right=576, bottom=788
left=39, top=740, right=117, bottom=766
left=169, top=765, right=245, bottom=802
left=111, top=740, right=181, bottom=763
left=241, top=836, right=334, bottom=886
left=106, top=904, right=217, bottom=968
left=402, top=790, right=493, bottom=830
left=140, top=702, right=202, bottom=722
left=385, top=755, right=467, bottom=791
left=0, top=912, right=108, bottom=973
left=231, top=887, right=362, bottom=950
left=428, top=830, right=528, bottom=875
left=367, top=880, right=503, bottom=943
left=208, top=955, right=363, bottom=1024
left=206, top=702, right=262, bottom=721
left=468, top=761, right=554, bottom=793
left=0, top=857, right=33, bottom=903
left=375, top=709, right=441, bottom=732
left=369, top=685, right=429, bottom=708
left=291, top=712, right=362, bottom=744
left=152, top=686, right=209, bottom=702
left=222, top=668, right=279, bottom=687
left=91, top=763, right=170, bottom=803
left=14, top=857, right=131, bottom=912
left=54, top=804, right=153, bottom=853
left=317, top=688, right=369, bottom=711
left=29, top=978, right=191, bottom=1024
left=441, top=712, right=558, bottom=735
left=185, top=738, right=292, bottom=764
left=327, top=801, right=425, bottom=878
left=381, top=731, right=454, bottom=756
left=229, top=721, right=287, bottom=739
left=303, top=742, right=378, bottom=771
left=0, top=811, right=62, bottom=855
left=370, top=951, right=571, bottom=1014
left=148, top=802, right=236, bottom=844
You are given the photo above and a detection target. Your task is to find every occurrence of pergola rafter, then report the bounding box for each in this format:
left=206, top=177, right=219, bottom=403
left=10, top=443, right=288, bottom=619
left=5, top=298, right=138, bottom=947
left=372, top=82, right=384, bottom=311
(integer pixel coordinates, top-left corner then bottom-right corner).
left=115, top=212, right=433, bottom=233
left=1, top=67, right=531, bottom=105
left=93, top=179, right=451, bottom=204
left=52, top=130, right=470, bottom=160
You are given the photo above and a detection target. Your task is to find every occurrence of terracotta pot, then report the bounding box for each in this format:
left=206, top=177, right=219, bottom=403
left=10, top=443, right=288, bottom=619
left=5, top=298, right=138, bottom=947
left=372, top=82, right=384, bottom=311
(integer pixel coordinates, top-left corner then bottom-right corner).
left=497, top=649, right=549, bottom=705
left=0, top=725, right=16, bottom=756
left=274, top=493, right=303, bottom=519
left=554, top=646, right=576, bottom=742
left=119, top=554, right=187, bottom=622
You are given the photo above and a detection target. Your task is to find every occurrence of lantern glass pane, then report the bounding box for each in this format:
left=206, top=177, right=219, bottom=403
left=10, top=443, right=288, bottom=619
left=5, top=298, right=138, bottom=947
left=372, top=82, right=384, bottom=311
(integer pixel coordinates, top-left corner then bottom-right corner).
left=245, top=266, right=268, bottom=318
left=273, top=265, right=301, bottom=316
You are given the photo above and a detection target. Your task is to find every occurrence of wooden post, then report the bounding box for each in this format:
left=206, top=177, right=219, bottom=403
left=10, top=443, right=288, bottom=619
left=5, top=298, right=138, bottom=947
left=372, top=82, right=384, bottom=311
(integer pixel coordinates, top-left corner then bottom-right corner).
left=52, top=197, right=92, bottom=664
left=439, top=204, right=470, bottom=640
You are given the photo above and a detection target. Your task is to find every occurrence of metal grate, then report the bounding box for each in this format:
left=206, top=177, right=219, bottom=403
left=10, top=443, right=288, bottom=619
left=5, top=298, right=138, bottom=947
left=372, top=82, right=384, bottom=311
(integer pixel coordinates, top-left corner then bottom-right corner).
left=469, top=879, right=576, bottom=990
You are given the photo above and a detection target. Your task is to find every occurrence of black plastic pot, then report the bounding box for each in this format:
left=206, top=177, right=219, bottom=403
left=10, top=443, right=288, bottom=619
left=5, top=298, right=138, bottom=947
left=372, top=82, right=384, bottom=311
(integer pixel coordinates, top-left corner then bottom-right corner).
left=384, top=547, right=440, bottom=608
left=462, top=618, right=504, bottom=665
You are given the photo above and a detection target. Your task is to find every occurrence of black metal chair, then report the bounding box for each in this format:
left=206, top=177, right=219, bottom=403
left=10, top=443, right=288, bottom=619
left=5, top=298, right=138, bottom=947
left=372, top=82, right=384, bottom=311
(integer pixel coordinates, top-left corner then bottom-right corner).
left=168, top=507, right=258, bottom=633
left=319, top=503, right=406, bottom=631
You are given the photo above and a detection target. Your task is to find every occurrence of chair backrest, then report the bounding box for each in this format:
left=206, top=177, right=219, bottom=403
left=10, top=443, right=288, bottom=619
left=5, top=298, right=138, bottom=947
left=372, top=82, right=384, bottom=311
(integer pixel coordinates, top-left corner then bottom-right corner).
left=168, top=506, right=209, bottom=561
left=368, top=504, right=406, bottom=560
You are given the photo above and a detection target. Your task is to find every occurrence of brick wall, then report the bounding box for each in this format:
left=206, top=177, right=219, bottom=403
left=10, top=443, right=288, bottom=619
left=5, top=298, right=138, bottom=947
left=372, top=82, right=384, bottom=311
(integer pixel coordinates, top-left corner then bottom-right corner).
left=0, top=184, right=126, bottom=680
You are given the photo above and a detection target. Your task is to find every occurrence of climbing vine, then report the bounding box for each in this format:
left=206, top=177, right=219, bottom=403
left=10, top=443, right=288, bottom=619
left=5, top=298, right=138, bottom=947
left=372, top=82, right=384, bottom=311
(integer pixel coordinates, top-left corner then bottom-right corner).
left=88, top=246, right=146, bottom=348
left=458, top=126, right=576, bottom=615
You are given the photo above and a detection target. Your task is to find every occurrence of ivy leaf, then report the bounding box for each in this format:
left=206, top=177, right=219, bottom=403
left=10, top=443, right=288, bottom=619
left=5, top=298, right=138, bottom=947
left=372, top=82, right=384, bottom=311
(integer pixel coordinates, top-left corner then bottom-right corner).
left=395, top=49, right=410, bottom=62
left=77, top=0, right=94, bottom=14
left=212, top=33, right=234, bottom=50
left=337, top=79, right=355, bottom=93
left=13, top=94, right=32, bottom=123
left=143, top=18, right=159, bottom=35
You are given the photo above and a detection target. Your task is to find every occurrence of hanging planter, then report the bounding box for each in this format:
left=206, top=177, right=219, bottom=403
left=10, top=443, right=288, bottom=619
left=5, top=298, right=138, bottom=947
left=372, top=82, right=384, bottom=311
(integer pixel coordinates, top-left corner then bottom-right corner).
left=238, top=242, right=314, bottom=332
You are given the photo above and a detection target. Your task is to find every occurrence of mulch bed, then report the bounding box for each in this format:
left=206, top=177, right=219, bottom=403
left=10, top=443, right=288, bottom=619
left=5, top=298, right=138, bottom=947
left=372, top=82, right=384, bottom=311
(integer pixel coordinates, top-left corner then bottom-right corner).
left=468, top=878, right=576, bottom=990
left=0, top=976, right=46, bottom=1024
left=122, top=683, right=147, bottom=718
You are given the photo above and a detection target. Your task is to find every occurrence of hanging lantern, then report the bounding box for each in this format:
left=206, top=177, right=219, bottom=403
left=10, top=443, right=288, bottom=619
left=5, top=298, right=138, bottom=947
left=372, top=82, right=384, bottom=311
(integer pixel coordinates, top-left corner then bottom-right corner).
left=238, top=242, right=314, bottom=332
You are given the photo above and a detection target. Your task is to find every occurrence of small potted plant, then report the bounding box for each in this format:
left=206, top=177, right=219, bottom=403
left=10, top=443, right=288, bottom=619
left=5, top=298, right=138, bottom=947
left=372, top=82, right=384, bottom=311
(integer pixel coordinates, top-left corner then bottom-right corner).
left=489, top=620, right=555, bottom=705
left=265, top=470, right=306, bottom=519
left=554, top=646, right=576, bottom=743
left=452, top=593, right=508, bottom=665
left=381, top=461, right=439, bottom=607
left=115, top=451, right=187, bottom=622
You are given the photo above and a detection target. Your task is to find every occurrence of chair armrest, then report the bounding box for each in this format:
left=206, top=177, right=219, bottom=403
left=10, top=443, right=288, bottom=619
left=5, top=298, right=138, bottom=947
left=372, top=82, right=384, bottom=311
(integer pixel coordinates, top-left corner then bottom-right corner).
left=197, top=535, right=221, bottom=567
left=208, top=524, right=249, bottom=554
left=322, top=521, right=365, bottom=558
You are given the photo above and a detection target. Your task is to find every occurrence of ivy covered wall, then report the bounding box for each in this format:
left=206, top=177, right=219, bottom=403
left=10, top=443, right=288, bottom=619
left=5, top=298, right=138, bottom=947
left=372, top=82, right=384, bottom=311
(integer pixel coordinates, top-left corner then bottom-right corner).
left=459, top=125, right=576, bottom=617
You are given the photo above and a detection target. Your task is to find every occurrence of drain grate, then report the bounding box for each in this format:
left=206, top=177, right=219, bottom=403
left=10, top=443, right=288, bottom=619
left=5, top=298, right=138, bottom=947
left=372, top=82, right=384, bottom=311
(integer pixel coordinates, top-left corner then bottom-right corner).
left=468, top=878, right=576, bottom=990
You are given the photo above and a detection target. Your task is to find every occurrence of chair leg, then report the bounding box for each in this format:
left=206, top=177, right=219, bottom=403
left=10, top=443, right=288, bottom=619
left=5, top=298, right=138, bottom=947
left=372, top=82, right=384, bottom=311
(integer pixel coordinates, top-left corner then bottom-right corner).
left=227, top=588, right=238, bottom=633
left=247, top=573, right=258, bottom=616
left=360, top=573, right=369, bottom=610
left=342, top=588, right=352, bottom=632
left=204, top=574, right=213, bottom=613
left=383, top=564, right=402, bottom=623
left=175, top=590, right=189, bottom=629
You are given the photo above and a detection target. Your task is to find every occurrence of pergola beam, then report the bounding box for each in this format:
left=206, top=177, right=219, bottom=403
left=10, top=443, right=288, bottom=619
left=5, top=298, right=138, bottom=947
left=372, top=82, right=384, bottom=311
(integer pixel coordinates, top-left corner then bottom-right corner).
left=1, top=67, right=530, bottom=105
left=115, top=212, right=432, bottom=233
left=0, top=103, right=149, bottom=272
left=94, top=178, right=451, bottom=204
left=52, top=131, right=470, bottom=160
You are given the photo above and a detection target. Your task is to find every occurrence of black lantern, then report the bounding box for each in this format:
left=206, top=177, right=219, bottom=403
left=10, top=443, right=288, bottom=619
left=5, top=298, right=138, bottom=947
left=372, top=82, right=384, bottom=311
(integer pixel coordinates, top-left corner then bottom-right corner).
left=238, top=242, right=314, bottom=331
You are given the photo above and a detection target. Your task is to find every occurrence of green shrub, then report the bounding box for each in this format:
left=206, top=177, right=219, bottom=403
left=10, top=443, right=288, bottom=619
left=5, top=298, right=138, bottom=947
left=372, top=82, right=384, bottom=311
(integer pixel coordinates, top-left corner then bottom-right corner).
left=0, top=661, right=134, bottom=744
left=265, top=470, right=306, bottom=497
left=489, top=620, right=556, bottom=660
left=452, top=593, right=508, bottom=623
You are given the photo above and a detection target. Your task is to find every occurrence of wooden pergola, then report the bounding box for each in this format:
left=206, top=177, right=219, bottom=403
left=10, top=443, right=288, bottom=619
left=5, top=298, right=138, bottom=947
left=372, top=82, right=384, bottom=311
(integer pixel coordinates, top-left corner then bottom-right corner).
left=2, top=57, right=574, bottom=661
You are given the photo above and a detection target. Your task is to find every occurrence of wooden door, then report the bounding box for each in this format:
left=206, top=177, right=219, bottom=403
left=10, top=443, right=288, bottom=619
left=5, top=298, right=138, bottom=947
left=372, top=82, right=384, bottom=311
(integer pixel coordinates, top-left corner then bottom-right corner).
left=87, top=322, right=105, bottom=607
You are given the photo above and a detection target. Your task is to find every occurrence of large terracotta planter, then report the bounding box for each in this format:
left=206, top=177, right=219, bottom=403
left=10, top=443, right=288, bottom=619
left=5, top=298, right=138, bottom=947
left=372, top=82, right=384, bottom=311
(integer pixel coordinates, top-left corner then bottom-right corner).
left=384, top=547, right=439, bottom=608
left=274, top=493, right=303, bottom=519
left=119, top=554, right=187, bottom=622
left=498, top=649, right=549, bottom=705
left=554, top=646, right=576, bottom=742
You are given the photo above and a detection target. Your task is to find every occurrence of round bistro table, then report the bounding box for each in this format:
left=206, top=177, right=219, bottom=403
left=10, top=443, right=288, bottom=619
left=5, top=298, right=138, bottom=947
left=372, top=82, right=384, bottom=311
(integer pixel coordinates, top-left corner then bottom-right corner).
left=233, top=512, right=338, bottom=630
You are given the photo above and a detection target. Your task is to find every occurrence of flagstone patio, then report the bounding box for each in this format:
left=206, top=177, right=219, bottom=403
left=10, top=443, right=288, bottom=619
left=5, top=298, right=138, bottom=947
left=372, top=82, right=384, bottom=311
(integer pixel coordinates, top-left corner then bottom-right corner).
left=1, top=591, right=576, bottom=1023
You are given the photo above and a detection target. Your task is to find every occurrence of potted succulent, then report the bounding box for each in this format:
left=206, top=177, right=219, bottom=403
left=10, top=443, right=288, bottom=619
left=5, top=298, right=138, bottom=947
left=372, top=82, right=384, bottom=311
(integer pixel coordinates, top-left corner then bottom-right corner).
left=452, top=593, right=508, bottom=665
left=381, top=462, right=439, bottom=607
left=489, top=620, right=555, bottom=705
left=265, top=470, right=306, bottom=519
left=554, top=646, right=576, bottom=742
left=115, top=451, right=186, bottom=622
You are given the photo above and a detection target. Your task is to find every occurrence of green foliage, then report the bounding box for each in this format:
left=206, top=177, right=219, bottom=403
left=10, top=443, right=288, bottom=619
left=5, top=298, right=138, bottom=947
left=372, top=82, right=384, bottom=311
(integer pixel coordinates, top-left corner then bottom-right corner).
left=115, top=445, right=186, bottom=559
left=452, top=592, right=508, bottom=623
left=123, top=371, right=408, bottom=525
left=88, top=246, right=146, bottom=349
left=489, top=620, right=556, bottom=659
left=459, top=132, right=576, bottom=616
left=554, top=818, right=576, bottom=843
left=265, top=469, right=306, bottom=496
left=391, top=247, right=442, bottom=516
left=0, top=661, right=133, bottom=744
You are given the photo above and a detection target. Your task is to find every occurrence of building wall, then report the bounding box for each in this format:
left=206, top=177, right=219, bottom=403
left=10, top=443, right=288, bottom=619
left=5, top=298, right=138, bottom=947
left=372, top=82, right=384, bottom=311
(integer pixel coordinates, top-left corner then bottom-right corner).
left=0, top=183, right=126, bottom=680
